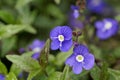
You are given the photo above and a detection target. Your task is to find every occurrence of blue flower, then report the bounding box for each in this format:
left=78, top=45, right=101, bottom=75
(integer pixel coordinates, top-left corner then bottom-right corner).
left=86, top=0, right=106, bottom=14
left=50, top=26, right=73, bottom=52
left=65, top=44, right=95, bottom=74
left=0, top=74, right=5, bottom=80
left=68, top=5, right=83, bottom=29
left=71, top=5, right=80, bottom=19
left=29, top=39, right=45, bottom=59
left=95, top=18, right=118, bottom=40
left=19, top=48, right=25, bottom=54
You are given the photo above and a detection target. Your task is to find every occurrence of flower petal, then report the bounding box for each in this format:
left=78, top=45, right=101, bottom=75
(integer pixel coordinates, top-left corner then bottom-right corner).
left=73, top=44, right=89, bottom=55
left=0, top=74, right=5, bottom=80
left=82, top=53, right=95, bottom=70
left=60, top=39, right=73, bottom=52
left=65, top=54, right=75, bottom=67
left=50, top=26, right=61, bottom=40
left=60, top=26, right=72, bottom=40
left=51, top=39, right=60, bottom=50
left=29, top=39, right=45, bottom=49
left=95, top=21, right=104, bottom=29
left=32, top=53, right=40, bottom=60
left=72, top=62, right=82, bottom=74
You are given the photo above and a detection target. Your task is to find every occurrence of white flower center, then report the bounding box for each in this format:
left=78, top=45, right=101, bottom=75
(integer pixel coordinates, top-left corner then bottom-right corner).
left=33, top=47, right=41, bottom=53
left=74, top=10, right=79, bottom=18
left=103, top=21, right=112, bottom=31
left=58, top=35, right=64, bottom=42
left=76, top=55, right=84, bottom=62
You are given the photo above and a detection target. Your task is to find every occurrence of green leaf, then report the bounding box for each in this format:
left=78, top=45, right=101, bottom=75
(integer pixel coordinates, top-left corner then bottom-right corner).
left=108, top=69, right=120, bottom=80
left=6, top=54, right=41, bottom=72
left=18, top=8, right=36, bottom=24
left=10, top=64, right=22, bottom=77
left=0, top=24, right=29, bottom=39
left=89, top=45, right=102, bottom=60
left=16, top=0, right=33, bottom=9
left=33, top=72, right=48, bottom=80
left=100, top=62, right=109, bottom=80
left=48, top=72, right=62, bottom=80
left=24, top=26, right=37, bottom=34
left=0, top=10, right=15, bottom=24
left=0, top=61, right=7, bottom=75
left=113, top=47, right=120, bottom=58
left=60, top=65, right=69, bottom=80
left=55, top=47, right=73, bottom=66
left=6, top=72, right=17, bottom=80
left=1, top=36, right=17, bottom=57
left=39, top=39, right=50, bottom=68
left=54, top=0, right=61, bottom=4
left=27, top=69, right=41, bottom=80
left=70, top=70, right=89, bottom=80
left=90, top=65, right=101, bottom=80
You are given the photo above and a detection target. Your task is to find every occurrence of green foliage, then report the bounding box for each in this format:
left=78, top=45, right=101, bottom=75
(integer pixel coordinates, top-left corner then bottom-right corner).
left=10, top=64, right=22, bottom=77
left=16, top=0, right=33, bottom=9
left=0, top=10, right=15, bottom=24
left=90, top=65, right=100, bottom=80
left=1, top=36, right=17, bottom=57
left=6, top=72, right=17, bottom=80
left=60, top=65, right=69, bottom=80
left=0, top=0, right=120, bottom=80
left=6, top=53, right=41, bottom=72
left=54, top=47, right=73, bottom=66
left=39, top=39, right=50, bottom=68
left=48, top=72, right=62, bottom=80
left=108, top=69, right=120, bottom=80
left=0, top=61, right=8, bottom=75
left=0, top=24, right=31, bottom=39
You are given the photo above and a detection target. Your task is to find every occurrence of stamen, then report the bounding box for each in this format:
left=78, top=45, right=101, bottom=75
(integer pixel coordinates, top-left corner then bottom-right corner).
left=58, top=35, right=64, bottom=42
left=76, top=55, right=84, bottom=62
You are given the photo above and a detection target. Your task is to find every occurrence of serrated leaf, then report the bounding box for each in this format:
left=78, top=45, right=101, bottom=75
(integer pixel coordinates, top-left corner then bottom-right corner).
left=90, top=65, right=100, bottom=80
left=27, top=69, right=41, bottom=80
left=1, top=36, right=17, bottom=57
left=48, top=72, right=62, bottom=80
left=0, top=61, right=7, bottom=75
left=6, top=72, right=17, bottom=80
left=0, top=24, right=29, bottom=39
left=108, top=69, right=120, bottom=80
left=6, top=54, right=41, bottom=72
left=60, top=65, right=69, bottom=80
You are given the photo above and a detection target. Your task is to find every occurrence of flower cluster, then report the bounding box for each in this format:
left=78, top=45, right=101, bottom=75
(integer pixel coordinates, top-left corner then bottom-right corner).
left=68, top=5, right=83, bottom=29
left=95, top=18, right=118, bottom=39
left=50, top=26, right=95, bottom=74
left=29, top=39, right=45, bottom=59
